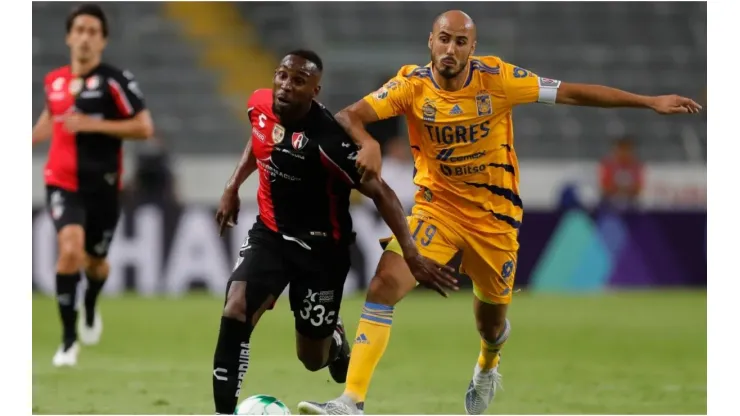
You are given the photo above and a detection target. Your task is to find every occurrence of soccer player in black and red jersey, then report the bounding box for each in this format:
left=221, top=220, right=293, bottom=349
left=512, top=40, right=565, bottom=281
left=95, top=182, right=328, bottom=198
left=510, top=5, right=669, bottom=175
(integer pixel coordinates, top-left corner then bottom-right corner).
left=31, top=4, right=154, bottom=367
left=210, top=50, right=457, bottom=415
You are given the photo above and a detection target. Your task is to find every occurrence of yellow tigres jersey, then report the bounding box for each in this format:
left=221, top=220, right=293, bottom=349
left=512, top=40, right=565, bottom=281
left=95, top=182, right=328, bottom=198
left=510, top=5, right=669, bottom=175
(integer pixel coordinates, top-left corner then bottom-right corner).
left=363, top=55, right=561, bottom=235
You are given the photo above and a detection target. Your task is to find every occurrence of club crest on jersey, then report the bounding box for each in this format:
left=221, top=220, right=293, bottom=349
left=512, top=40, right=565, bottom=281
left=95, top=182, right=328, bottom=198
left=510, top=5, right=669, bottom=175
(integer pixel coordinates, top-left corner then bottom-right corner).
left=272, top=124, right=285, bottom=144
left=475, top=92, right=492, bottom=116
left=86, top=75, right=100, bottom=90
left=501, top=260, right=515, bottom=283
left=538, top=77, right=561, bottom=88
left=423, top=188, right=433, bottom=202
left=68, top=78, right=83, bottom=96
left=422, top=99, right=437, bottom=122
left=52, top=77, right=65, bottom=91
left=374, top=86, right=389, bottom=100
left=291, top=132, right=308, bottom=150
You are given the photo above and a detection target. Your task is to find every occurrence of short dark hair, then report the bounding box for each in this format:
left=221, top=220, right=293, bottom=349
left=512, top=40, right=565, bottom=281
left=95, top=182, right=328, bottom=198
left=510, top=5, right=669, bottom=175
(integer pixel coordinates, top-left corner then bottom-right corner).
left=286, top=49, right=323, bottom=72
left=66, top=4, right=108, bottom=38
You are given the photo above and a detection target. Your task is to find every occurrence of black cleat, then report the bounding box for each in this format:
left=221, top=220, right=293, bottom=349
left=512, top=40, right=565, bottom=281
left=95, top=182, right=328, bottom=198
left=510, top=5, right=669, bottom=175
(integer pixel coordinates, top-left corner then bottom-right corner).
left=328, top=317, right=351, bottom=383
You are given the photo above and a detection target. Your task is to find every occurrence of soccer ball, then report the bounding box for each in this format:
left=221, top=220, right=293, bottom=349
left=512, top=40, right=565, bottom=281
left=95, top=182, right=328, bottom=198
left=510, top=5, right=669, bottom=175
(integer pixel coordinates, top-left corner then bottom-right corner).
left=236, top=395, right=291, bottom=415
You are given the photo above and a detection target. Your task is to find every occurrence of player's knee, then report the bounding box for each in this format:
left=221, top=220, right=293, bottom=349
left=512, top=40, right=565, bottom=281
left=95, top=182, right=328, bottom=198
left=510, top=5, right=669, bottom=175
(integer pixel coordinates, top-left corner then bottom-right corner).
left=57, top=241, right=85, bottom=273
left=85, top=257, right=109, bottom=279
left=366, top=269, right=404, bottom=306
left=222, top=284, right=248, bottom=322
left=296, top=349, right=325, bottom=372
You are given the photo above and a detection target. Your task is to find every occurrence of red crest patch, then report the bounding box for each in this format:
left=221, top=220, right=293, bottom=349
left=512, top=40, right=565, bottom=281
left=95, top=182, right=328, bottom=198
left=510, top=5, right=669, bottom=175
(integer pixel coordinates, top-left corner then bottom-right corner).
left=292, top=132, right=308, bottom=150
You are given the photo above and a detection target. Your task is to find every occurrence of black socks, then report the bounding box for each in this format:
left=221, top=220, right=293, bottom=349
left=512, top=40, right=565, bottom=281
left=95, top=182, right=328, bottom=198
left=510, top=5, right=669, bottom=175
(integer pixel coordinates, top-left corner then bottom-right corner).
left=55, top=272, right=81, bottom=349
left=212, top=316, right=253, bottom=414
left=84, top=277, right=106, bottom=326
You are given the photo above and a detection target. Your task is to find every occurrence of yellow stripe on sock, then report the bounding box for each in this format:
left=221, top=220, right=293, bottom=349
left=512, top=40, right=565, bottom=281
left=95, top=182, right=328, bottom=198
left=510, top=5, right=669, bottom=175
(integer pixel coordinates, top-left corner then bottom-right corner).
left=162, top=2, right=276, bottom=124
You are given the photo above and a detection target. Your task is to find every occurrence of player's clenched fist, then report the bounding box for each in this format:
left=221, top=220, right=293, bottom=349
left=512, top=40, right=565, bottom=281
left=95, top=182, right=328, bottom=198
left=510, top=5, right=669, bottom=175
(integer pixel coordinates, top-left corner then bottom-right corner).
left=649, top=95, right=703, bottom=115
left=216, top=188, right=240, bottom=236
left=356, top=140, right=383, bottom=183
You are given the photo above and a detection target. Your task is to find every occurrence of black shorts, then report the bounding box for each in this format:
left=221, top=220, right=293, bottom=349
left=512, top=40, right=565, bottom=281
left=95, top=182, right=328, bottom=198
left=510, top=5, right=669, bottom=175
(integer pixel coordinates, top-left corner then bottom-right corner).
left=46, top=185, right=121, bottom=258
left=230, top=220, right=351, bottom=340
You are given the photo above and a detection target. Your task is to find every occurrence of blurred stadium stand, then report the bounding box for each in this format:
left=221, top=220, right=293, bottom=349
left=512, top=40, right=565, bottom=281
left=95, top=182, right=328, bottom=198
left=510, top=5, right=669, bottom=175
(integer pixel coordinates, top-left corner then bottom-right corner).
left=33, top=2, right=706, bottom=161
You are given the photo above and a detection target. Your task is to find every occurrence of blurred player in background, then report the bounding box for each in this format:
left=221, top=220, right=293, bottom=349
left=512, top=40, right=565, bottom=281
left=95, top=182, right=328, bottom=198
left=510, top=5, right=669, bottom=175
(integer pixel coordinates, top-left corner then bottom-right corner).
left=599, top=136, right=644, bottom=210
left=210, top=50, right=455, bottom=415
left=299, top=9, right=701, bottom=415
left=31, top=4, right=154, bottom=367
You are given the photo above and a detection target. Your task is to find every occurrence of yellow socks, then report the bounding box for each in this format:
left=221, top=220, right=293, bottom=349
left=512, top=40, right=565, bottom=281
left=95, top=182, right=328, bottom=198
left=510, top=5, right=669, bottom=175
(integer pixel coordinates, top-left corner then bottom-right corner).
left=343, top=302, right=394, bottom=403
left=478, top=318, right=511, bottom=371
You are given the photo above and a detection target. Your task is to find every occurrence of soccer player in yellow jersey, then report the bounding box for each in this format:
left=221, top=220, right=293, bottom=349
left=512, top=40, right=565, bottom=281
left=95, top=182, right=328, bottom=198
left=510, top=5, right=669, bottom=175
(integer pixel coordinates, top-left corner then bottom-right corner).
left=298, top=10, right=702, bottom=416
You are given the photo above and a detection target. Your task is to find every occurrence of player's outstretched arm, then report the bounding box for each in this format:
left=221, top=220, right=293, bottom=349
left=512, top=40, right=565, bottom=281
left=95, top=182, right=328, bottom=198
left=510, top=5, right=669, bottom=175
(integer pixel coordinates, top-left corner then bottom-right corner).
left=358, top=178, right=459, bottom=296
left=216, top=138, right=258, bottom=235
left=32, top=108, right=52, bottom=145
left=556, top=82, right=702, bottom=114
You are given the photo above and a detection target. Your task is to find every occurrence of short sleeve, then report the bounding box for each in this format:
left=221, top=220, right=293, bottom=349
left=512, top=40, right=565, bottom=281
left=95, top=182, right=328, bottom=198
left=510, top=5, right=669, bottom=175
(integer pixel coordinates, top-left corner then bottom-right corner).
left=501, top=61, right=561, bottom=106
left=362, top=76, right=414, bottom=120
left=246, top=89, right=271, bottom=127
left=318, top=127, right=362, bottom=188
left=107, top=69, right=146, bottom=117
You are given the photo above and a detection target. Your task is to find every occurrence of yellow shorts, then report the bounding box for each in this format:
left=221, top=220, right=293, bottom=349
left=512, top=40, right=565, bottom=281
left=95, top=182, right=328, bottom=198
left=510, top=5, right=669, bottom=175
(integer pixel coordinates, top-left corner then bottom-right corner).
left=381, top=212, right=518, bottom=304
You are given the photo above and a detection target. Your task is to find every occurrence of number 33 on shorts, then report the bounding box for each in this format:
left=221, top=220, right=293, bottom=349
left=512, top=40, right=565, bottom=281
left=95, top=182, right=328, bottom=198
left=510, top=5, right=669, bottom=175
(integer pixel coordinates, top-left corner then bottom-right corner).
left=299, top=289, right=336, bottom=327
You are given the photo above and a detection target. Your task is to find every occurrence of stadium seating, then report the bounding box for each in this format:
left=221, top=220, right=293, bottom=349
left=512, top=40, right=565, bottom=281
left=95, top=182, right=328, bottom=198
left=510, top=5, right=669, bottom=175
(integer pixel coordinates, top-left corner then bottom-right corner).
left=239, top=2, right=707, bottom=161
left=32, top=2, right=706, bottom=161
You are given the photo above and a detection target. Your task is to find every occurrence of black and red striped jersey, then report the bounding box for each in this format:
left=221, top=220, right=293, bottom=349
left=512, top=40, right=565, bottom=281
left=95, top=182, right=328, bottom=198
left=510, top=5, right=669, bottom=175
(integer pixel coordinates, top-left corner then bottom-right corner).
left=247, top=89, right=362, bottom=246
left=43, top=63, right=146, bottom=192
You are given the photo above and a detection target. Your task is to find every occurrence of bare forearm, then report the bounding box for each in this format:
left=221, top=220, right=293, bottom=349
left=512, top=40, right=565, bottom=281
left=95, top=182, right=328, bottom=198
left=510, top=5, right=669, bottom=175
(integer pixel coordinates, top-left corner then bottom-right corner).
left=32, top=123, right=51, bottom=144
left=32, top=110, right=52, bottom=145
left=557, top=83, right=654, bottom=108
left=365, top=181, right=418, bottom=258
left=225, top=140, right=257, bottom=192
left=92, top=118, right=153, bottom=139
left=335, top=107, right=378, bottom=147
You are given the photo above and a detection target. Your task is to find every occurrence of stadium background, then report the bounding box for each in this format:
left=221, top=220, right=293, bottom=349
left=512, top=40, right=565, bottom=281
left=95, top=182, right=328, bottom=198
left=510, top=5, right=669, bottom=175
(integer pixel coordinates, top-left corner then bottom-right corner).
left=31, top=2, right=707, bottom=414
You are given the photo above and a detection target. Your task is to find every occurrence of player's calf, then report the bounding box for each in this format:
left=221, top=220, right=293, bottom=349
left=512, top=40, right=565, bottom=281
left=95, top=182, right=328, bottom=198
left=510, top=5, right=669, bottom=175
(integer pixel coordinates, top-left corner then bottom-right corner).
left=295, top=330, right=341, bottom=372
left=338, top=252, right=417, bottom=405
left=294, top=317, right=350, bottom=383
left=474, top=299, right=509, bottom=370
left=213, top=281, right=256, bottom=414
left=78, top=256, right=108, bottom=346
left=465, top=297, right=510, bottom=415
left=54, top=225, right=85, bottom=360
left=296, top=335, right=332, bottom=372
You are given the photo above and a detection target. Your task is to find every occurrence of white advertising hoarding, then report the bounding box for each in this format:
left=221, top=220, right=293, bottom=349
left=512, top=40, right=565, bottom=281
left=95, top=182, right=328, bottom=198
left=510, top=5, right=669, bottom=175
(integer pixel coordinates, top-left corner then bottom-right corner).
left=32, top=157, right=707, bottom=209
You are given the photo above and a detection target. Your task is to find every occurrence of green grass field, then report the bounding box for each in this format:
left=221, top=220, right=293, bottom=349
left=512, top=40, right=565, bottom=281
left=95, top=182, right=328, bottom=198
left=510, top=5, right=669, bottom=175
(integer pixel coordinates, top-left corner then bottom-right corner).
left=32, top=290, right=706, bottom=415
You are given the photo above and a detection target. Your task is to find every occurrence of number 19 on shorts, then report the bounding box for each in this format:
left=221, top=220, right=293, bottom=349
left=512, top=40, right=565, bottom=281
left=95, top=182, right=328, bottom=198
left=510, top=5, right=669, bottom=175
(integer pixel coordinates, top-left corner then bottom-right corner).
left=412, top=220, right=437, bottom=247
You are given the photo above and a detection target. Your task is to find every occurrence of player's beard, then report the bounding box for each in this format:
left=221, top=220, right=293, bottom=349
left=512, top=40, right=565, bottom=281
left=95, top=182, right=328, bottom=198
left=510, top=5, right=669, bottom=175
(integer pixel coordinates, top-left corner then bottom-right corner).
left=432, top=52, right=467, bottom=79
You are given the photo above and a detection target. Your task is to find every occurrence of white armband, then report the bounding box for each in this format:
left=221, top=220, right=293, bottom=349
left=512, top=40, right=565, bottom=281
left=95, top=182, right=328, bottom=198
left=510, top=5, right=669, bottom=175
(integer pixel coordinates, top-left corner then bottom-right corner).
left=537, top=77, right=561, bottom=104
